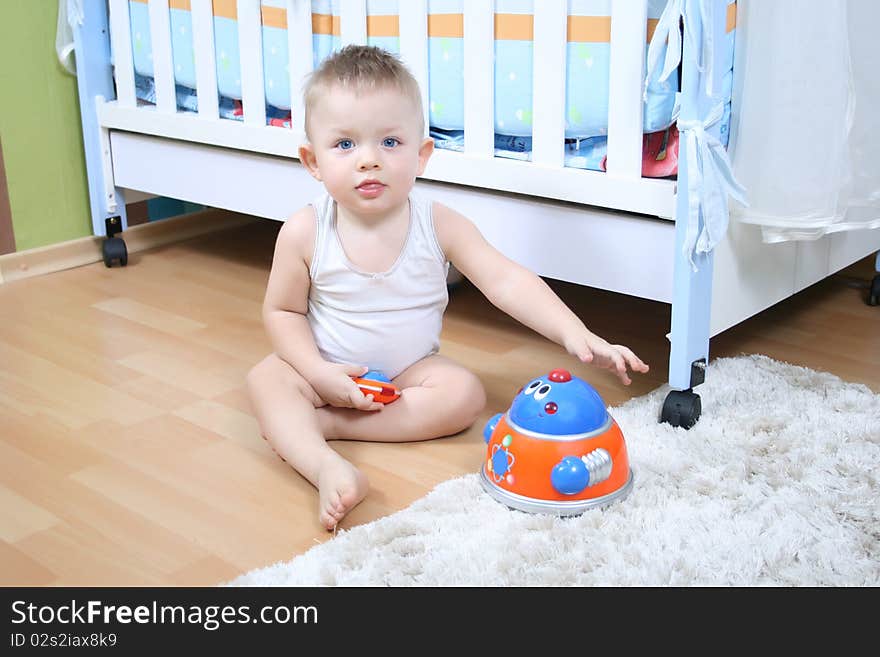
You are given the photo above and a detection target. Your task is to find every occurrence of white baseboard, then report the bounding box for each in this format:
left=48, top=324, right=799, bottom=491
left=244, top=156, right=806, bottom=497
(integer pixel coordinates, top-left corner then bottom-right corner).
left=0, top=209, right=254, bottom=284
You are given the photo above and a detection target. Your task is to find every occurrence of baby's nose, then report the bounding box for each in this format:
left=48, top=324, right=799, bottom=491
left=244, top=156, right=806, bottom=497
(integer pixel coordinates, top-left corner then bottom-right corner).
left=357, top=147, right=381, bottom=170
left=357, top=157, right=380, bottom=171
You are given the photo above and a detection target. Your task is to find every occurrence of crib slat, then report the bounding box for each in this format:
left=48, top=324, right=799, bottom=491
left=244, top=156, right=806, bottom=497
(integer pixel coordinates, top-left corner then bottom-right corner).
left=108, top=0, right=136, bottom=107
left=399, top=0, right=429, bottom=136
left=606, top=0, right=647, bottom=179
left=288, top=0, right=314, bottom=140
left=191, top=0, right=219, bottom=120
left=532, top=0, right=567, bottom=168
left=340, top=0, right=367, bottom=47
left=148, top=0, right=176, bottom=113
left=238, top=0, right=267, bottom=126
left=464, top=0, right=495, bottom=157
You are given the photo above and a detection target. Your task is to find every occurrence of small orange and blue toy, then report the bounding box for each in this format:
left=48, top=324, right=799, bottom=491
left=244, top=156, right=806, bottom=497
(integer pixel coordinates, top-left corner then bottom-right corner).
left=480, top=368, right=633, bottom=515
left=352, top=370, right=401, bottom=404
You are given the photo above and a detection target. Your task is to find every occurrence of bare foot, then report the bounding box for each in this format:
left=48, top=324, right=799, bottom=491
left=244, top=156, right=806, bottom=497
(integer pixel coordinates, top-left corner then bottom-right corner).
left=316, top=454, right=369, bottom=530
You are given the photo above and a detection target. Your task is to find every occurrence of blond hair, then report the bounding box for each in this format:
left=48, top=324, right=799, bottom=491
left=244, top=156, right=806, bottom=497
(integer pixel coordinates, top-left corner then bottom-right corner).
left=302, top=45, right=424, bottom=138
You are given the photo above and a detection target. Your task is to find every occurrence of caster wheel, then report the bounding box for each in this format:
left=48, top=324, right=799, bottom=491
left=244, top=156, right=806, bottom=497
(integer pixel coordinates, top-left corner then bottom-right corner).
left=102, top=237, right=128, bottom=267
left=660, top=389, right=701, bottom=429
left=868, top=274, right=880, bottom=307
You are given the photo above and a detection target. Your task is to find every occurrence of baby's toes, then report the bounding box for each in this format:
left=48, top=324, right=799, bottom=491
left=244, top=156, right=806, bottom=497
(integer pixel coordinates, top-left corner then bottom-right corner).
left=319, top=496, right=342, bottom=530
left=319, top=510, right=337, bottom=530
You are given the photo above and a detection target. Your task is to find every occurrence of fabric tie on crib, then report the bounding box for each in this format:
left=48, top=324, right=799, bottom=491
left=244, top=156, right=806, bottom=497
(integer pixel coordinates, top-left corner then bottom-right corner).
left=56, top=0, right=85, bottom=75
left=645, top=0, right=682, bottom=101
left=645, top=0, right=717, bottom=101
left=677, top=102, right=747, bottom=271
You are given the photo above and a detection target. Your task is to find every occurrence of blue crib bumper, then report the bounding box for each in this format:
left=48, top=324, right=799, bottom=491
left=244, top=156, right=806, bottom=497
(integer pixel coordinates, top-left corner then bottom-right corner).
left=125, top=0, right=736, bottom=141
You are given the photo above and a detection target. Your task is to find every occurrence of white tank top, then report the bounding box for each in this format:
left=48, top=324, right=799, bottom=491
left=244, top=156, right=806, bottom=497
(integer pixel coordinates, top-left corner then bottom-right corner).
left=306, top=192, right=450, bottom=379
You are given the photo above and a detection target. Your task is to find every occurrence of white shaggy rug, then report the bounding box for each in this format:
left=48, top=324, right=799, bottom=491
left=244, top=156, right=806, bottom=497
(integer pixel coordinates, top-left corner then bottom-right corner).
left=230, top=355, right=880, bottom=586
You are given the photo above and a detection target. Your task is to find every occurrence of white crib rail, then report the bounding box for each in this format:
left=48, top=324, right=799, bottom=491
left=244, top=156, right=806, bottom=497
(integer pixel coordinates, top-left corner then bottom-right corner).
left=191, top=0, right=219, bottom=120
left=340, top=0, right=367, bottom=46
left=238, top=0, right=267, bottom=126
left=399, top=0, right=429, bottom=136
left=531, top=0, right=567, bottom=168
left=287, top=0, right=314, bottom=140
left=101, top=0, right=675, bottom=218
left=108, top=0, right=136, bottom=107
left=464, top=0, right=495, bottom=158
left=147, top=0, right=176, bottom=113
left=606, top=0, right=648, bottom=180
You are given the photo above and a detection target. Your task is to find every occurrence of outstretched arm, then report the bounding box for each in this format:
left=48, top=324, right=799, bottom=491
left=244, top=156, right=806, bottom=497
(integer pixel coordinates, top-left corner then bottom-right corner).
left=433, top=202, right=649, bottom=384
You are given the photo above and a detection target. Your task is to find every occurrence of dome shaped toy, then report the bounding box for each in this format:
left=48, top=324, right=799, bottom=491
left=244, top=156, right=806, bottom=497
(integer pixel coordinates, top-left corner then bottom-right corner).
left=480, top=368, right=633, bottom=515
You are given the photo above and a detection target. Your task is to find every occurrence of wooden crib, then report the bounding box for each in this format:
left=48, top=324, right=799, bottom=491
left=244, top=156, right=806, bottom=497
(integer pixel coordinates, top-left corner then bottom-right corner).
left=70, top=0, right=880, bottom=428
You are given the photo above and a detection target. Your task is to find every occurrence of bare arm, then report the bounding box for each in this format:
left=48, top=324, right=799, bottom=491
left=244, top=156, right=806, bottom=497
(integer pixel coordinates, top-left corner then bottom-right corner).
left=433, top=202, right=649, bottom=384
left=262, top=207, right=381, bottom=409
left=262, top=207, right=324, bottom=374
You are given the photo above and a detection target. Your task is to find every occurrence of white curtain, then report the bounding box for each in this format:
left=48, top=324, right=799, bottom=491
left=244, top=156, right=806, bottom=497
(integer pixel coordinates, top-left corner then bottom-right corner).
left=729, top=0, right=880, bottom=243
left=56, top=0, right=83, bottom=75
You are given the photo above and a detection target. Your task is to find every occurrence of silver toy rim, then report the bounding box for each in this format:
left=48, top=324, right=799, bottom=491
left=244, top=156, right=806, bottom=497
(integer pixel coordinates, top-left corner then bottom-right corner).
left=479, top=467, right=633, bottom=515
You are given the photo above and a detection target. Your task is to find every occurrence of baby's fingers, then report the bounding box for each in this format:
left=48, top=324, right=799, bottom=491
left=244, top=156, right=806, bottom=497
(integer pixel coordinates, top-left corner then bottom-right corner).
left=343, top=363, right=370, bottom=378
left=607, top=351, right=631, bottom=385
left=350, top=391, right=384, bottom=412
left=575, top=345, right=594, bottom=364
left=358, top=393, right=385, bottom=412
left=618, top=346, right=650, bottom=373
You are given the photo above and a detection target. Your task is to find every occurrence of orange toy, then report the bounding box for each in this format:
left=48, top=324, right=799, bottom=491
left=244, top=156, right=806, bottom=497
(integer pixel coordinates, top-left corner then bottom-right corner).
left=352, top=370, right=401, bottom=404
left=480, top=368, right=633, bottom=515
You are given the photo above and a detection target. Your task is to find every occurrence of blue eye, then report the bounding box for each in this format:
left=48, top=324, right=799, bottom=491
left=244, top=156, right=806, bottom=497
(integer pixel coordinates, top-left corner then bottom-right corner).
left=336, top=139, right=354, bottom=150
left=382, top=137, right=399, bottom=148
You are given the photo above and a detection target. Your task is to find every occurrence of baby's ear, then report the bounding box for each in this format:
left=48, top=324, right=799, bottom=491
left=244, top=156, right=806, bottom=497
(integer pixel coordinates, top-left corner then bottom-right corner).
left=416, top=138, right=434, bottom=176
left=298, top=144, right=322, bottom=181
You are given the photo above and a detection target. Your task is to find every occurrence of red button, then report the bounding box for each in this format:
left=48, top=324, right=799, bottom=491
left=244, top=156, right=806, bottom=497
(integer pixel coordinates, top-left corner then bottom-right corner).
left=548, top=368, right=572, bottom=382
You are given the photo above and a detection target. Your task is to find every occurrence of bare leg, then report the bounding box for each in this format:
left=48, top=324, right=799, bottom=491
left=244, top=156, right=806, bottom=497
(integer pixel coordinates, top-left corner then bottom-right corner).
left=319, top=354, right=486, bottom=443
left=246, top=354, right=369, bottom=530
left=247, top=353, right=486, bottom=529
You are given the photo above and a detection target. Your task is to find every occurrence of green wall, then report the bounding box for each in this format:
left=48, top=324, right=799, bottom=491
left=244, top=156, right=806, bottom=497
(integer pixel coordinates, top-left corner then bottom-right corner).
left=0, top=0, right=92, bottom=251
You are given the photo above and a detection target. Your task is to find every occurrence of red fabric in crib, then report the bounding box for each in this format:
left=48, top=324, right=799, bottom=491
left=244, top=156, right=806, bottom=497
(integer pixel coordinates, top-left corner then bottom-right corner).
left=601, top=125, right=680, bottom=178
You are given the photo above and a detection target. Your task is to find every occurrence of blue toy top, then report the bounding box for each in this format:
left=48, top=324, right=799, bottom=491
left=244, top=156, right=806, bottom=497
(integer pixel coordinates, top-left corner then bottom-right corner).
left=508, top=369, right=608, bottom=435
left=363, top=370, right=391, bottom=383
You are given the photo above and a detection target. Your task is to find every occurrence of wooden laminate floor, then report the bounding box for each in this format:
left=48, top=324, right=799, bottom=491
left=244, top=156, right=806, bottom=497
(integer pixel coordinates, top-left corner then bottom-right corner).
left=1, top=216, right=878, bottom=586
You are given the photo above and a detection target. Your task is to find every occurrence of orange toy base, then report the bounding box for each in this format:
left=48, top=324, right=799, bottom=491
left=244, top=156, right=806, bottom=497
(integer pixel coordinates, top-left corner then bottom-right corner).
left=352, top=377, right=401, bottom=404
left=482, top=414, right=633, bottom=515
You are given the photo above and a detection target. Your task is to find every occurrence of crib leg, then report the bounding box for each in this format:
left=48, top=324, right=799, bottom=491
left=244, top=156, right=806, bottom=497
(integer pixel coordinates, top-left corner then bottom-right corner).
left=659, top=0, right=733, bottom=429
left=102, top=217, right=128, bottom=268
left=662, top=68, right=714, bottom=430
left=71, top=1, right=129, bottom=250
left=662, top=245, right=713, bottom=429
left=661, top=389, right=702, bottom=430
left=867, top=252, right=880, bottom=306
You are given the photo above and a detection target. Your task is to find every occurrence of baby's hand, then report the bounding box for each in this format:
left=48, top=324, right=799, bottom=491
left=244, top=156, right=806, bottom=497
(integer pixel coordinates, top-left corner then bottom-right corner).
left=564, top=331, right=649, bottom=386
left=309, top=363, right=385, bottom=411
